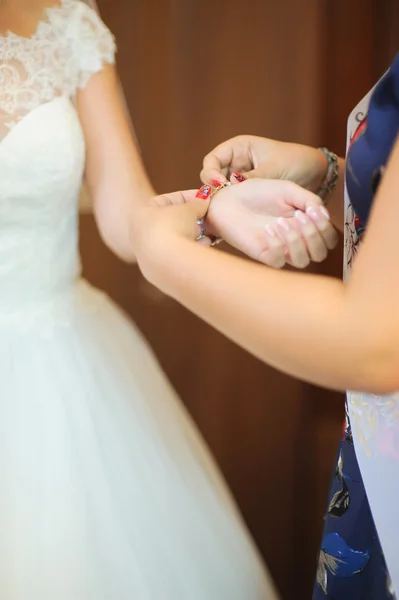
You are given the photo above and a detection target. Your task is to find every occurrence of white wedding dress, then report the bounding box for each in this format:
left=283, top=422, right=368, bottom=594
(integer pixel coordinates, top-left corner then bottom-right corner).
left=0, top=1, right=279, bottom=598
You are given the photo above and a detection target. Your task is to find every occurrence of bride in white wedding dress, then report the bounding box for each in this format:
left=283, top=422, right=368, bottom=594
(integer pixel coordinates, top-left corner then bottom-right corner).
left=0, top=0, right=279, bottom=597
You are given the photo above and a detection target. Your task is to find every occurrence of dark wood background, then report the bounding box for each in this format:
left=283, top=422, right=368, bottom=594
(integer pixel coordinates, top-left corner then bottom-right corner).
left=80, top=2, right=399, bottom=598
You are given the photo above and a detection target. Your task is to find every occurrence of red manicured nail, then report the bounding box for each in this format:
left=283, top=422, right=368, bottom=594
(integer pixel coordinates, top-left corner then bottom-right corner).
left=196, top=184, right=211, bottom=199
left=212, top=179, right=223, bottom=187
left=232, top=172, right=246, bottom=183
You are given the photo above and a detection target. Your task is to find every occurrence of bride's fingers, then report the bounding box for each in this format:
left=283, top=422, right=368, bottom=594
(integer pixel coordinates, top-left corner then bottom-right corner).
left=196, top=216, right=213, bottom=247
left=158, top=189, right=199, bottom=205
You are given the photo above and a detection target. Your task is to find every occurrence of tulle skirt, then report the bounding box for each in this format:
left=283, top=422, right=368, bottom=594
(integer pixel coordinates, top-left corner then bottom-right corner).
left=0, top=279, right=278, bottom=599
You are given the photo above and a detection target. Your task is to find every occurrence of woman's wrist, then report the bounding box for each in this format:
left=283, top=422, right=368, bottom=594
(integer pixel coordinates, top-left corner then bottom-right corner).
left=322, top=158, right=345, bottom=232
left=202, top=182, right=232, bottom=239
left=309, top=148, right=345, bottom=202
left=316, top=149, right=340, bottom=204
left=204, top=208, right=220, bottom=237
left=139, top=234, right=191, bottom=294
left=307, top=147, right=330, bottom=193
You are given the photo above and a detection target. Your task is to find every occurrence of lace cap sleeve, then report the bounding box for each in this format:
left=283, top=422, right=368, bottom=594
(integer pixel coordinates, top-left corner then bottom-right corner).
left=69, top=0, right=116, bottom=89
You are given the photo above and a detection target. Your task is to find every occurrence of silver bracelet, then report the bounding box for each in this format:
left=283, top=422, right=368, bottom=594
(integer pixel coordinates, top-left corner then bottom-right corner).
left=317, top=148, right=339, bottom=205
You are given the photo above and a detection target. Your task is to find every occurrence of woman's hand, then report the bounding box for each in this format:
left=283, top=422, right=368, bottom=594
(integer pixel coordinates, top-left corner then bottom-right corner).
left=201, top=135, right=329, bottom=192
left=133, top=190, right=211, bottom=283
left=206, top=179, right=338, bottom=268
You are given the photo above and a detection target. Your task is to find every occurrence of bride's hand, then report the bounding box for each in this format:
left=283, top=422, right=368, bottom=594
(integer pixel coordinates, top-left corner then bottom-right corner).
left=206, top=179, right=338, bottom=268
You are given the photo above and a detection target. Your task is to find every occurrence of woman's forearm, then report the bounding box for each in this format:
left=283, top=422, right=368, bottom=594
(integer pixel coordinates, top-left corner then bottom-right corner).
left=145, top=236, right=397, bottom=395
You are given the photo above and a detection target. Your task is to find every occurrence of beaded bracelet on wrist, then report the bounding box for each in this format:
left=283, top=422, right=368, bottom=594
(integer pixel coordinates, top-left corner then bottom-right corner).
left=317, top=147, right=339, bottom=205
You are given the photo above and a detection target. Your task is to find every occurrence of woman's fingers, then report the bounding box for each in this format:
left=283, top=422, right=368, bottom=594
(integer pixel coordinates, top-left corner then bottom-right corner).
left=306, top=206, right=339, bottom=250
left=274, top=218, right=310, bottom=269
left=201, top=145, right=232, bottom=186
left=294, top=211, right=328, bottom=263
left=258, top=225, right=286, bottom=268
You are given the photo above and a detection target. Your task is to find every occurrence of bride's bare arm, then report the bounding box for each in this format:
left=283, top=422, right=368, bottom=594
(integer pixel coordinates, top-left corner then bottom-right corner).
left=77, top=64, right=154, bottom=262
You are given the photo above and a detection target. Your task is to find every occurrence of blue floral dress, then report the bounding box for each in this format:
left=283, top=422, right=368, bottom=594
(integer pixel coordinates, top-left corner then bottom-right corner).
left=313, top=52, right=399, bottom=600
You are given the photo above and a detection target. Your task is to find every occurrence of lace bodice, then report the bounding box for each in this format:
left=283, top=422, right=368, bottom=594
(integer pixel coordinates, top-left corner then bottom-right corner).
left=0, top=0, right=115, bottom=138
left=0, top=0, right=115, bottom=323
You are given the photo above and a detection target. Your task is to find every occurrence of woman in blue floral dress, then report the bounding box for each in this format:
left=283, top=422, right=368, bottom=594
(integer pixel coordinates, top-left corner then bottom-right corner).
left=311, top=54, right=399, bottom=600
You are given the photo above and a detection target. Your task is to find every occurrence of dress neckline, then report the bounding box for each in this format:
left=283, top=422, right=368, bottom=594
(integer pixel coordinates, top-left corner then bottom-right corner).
left=0, top=0, right=67, bottom=42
